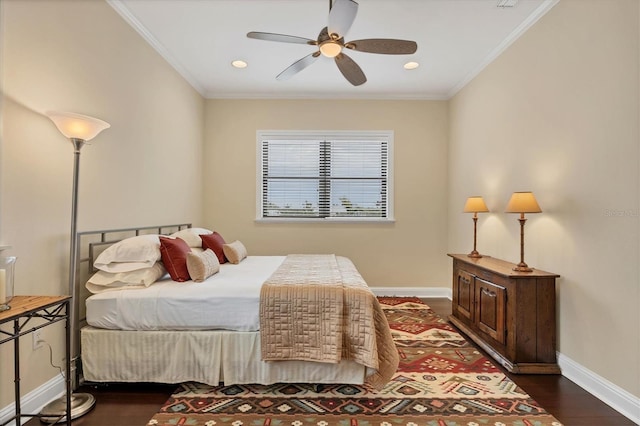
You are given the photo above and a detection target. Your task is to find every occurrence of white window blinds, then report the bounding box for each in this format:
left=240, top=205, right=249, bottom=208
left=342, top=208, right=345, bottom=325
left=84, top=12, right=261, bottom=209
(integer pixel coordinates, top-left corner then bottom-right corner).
left=258, top=131, right=393, bottom=220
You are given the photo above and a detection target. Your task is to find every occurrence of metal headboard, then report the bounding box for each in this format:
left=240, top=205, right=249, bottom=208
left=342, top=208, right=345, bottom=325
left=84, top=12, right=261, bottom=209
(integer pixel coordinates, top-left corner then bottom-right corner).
left=73, top=223, right=192, bottom=385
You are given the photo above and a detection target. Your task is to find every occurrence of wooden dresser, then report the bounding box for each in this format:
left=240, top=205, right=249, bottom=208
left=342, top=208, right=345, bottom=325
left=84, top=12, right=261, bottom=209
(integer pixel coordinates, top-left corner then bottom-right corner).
left=448, top=254, right=560, bottom=374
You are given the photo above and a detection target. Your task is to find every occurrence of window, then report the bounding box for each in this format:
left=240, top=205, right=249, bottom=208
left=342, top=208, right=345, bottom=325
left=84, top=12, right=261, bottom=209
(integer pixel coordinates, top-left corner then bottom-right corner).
left=257, top=131, right=393, bottom=221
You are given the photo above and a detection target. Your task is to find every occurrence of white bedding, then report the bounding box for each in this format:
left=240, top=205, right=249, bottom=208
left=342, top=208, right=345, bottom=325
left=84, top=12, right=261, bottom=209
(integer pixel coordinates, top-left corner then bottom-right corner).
left=85, top=255, right=286, bottom=331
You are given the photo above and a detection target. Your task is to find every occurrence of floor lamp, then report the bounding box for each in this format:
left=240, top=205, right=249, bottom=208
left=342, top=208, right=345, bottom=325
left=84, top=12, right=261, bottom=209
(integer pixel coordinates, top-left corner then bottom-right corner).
left=40, top=111, right=110, bottom=423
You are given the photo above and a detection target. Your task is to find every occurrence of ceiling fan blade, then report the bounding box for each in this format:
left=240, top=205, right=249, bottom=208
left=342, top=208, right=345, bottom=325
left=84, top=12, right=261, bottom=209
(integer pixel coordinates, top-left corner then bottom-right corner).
left=247, top=31, right=316, bottom=45
left=346, top=39, right=418, bottom=54
left=334, top=52, right=366, bottom=86
left=318, top=26, right=329, bottom=42
left=328, top=0, right=358, bottom=38
left=276, top=51, right=321, bottom=81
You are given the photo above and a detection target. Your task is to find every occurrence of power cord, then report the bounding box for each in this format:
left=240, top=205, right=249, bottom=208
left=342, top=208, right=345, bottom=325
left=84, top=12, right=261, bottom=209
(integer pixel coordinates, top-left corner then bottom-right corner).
left=37, top=338, right=66, bottom=381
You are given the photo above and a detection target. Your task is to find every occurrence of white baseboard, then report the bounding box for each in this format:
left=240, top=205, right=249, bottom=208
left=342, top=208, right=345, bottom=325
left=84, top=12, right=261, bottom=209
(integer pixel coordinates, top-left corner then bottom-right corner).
left=370, top=286, right=452, bottom=300
left=0, top=375, right=65, bottom=426
left=558, top=352, right=640, bottom=424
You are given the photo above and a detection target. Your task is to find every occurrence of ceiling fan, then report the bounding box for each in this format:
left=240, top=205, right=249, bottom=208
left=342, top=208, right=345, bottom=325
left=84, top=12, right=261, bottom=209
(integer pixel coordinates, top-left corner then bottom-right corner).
left=247, top=0, right=418, bottom=86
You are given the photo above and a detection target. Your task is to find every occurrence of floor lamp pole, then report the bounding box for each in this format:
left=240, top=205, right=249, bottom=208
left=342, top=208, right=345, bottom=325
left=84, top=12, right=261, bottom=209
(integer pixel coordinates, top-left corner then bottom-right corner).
left=40, top=139, right=96, bottom=423
left=68, top=139, right=85, bottom=388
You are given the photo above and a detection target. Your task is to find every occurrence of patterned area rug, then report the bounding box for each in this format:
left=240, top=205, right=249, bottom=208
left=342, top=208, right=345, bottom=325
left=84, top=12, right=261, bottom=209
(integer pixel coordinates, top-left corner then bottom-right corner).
left=147, top=297, right=563, bottom=426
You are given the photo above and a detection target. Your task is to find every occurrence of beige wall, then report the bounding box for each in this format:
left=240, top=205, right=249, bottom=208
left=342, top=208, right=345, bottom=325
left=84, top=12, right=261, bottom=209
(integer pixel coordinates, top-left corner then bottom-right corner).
left=448, top=0, right=639, bottom=397
left=0, top=0, right=204, bottom=407
left=204, top=99, right=449, bottom=288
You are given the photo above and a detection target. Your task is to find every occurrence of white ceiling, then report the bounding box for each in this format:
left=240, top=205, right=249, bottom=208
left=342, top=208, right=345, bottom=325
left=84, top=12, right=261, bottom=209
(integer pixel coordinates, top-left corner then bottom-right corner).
left=108, top=0, right=557, bottom=100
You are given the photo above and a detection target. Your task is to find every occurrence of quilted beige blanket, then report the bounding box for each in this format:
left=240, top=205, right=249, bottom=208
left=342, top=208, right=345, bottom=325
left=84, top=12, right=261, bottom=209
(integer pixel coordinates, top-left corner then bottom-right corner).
left=259, top=254, right=399, bottom=390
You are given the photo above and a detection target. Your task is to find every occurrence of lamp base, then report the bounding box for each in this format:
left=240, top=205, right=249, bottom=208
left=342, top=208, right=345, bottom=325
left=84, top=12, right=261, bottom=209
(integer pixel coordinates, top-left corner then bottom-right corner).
left=467, top=250, right=483, bottom=258
left=39, top=392, right=96, bottom=424
left=513, top=262, right=533, bottom=272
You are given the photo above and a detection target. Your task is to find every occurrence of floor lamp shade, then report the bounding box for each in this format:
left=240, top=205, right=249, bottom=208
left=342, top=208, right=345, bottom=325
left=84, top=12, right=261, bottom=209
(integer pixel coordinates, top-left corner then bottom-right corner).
left=47, top=112, right=110, bottom=141
left=463, top=196, right=489, bottom=258
left=40, top=111, right=110, bottom=423
left=505, top=191, right=542, bottom=272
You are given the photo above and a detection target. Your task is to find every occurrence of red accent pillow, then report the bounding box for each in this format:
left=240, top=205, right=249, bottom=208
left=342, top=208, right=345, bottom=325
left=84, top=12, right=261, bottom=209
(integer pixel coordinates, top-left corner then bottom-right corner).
left=159, top=237, right=192, bottom=282
left=201, top=231, right=227, bottom=264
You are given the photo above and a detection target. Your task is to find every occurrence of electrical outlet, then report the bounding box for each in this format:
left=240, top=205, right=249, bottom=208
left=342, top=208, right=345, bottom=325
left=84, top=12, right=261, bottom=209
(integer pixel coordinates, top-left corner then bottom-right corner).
left=32, top=329, right=44, bottom=350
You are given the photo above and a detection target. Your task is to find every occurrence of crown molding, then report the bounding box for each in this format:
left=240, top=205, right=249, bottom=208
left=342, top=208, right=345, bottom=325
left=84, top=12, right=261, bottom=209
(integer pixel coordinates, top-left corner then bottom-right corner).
left=108, top=0, right=559, bottom=102
left=447, top=0, right=560, bottom=99
left=106, top=0, right=207, bottom=97
left=204, top=91, right=450, bottom=101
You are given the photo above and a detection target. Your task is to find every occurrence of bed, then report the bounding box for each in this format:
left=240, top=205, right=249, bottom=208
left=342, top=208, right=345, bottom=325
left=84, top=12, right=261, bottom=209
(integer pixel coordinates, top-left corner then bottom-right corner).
left=76, top=224, right=398, bottom=389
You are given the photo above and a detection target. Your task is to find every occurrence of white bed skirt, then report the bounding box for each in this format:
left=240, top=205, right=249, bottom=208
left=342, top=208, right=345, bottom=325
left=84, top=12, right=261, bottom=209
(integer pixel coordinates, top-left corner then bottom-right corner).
left=81, top=326, right=366, bottom=386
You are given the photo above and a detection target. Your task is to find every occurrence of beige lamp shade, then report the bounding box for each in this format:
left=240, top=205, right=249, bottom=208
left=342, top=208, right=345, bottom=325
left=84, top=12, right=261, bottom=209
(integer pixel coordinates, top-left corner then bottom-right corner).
left=46, top=111, right=110, bottom=141
left=463, top=196, right=489, bottom=213
left=505, top=191, right=542, bottom=213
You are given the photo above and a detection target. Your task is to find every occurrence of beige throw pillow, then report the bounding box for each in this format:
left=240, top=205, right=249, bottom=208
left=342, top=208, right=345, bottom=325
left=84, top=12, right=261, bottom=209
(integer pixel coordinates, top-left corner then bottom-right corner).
left=170, top=227, right=213, bottom=248
left=222, top=240, right=247, bottom=264
left=186, top=249, right=220, bottom=282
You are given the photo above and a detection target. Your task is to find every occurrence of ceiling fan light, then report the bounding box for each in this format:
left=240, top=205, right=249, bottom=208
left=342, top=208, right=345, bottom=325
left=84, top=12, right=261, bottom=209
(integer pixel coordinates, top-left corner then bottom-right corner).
left=320, top=41, right=342, bottom=58
left=404, top=61, right=419, bottom=70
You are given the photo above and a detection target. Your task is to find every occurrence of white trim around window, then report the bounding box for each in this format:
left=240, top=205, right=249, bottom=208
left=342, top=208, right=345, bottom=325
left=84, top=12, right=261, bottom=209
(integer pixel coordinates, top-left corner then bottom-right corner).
left=256, top=130, right=394, bottom=223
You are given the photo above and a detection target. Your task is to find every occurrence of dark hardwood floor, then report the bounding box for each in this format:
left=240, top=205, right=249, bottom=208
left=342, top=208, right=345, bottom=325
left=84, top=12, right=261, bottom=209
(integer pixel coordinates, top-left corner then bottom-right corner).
left=25, top=298, right=636, bottom=426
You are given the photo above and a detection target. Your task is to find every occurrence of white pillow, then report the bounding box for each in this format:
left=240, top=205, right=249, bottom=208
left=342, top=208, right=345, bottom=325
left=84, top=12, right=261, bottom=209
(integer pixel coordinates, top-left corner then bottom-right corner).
left=86, top=262, right=167, bottom=294
left=170, top=228, right=213, bottom=248
left=94, top=234, right=161, bottom=273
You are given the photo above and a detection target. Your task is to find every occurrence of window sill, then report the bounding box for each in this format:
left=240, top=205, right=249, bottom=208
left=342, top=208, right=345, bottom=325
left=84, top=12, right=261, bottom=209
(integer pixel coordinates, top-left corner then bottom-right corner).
left=255, top=218, right=395, bottom=224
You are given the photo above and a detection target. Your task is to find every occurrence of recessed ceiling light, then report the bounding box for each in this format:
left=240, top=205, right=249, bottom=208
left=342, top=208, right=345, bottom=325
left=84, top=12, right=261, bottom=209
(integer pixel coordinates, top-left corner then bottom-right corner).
left=231, top=60, right=248, bottom=69
left=404, top=61, right=419, bottom=70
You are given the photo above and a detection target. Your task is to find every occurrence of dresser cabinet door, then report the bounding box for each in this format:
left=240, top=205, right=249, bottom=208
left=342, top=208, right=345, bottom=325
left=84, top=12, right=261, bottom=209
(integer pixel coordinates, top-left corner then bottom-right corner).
left=474, top=278, right=506, bottom=344
left=453, top=270, right=474, bottom=320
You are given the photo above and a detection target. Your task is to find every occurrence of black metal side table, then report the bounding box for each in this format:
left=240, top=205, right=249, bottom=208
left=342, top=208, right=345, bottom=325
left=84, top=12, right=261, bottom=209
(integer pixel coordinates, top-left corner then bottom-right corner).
left=0, top=296, right=71, bottom=426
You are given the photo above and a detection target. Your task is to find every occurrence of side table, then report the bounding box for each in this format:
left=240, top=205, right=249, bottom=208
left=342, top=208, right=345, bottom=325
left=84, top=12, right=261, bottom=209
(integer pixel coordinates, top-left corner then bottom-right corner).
left=0, top=296, right=71, bottom=426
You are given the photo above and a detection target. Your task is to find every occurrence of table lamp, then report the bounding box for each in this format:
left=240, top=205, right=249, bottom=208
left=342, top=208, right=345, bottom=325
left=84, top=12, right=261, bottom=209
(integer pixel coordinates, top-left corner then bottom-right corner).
left=463, top=196, right=490, bottom=258
left=505, top=191, right=542, bottom=272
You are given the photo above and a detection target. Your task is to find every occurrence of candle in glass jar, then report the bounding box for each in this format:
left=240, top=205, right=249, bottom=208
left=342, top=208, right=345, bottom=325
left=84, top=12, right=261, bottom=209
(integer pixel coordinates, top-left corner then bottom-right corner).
left=0, top=269, right=5, bottom=303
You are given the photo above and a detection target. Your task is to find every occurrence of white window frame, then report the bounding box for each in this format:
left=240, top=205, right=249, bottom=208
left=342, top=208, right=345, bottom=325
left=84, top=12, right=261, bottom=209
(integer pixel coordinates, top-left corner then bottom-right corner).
left=256, top=130, right=394, bottom=223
